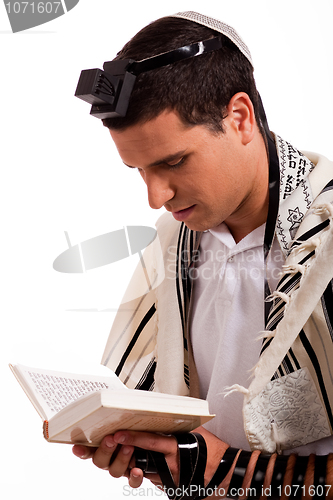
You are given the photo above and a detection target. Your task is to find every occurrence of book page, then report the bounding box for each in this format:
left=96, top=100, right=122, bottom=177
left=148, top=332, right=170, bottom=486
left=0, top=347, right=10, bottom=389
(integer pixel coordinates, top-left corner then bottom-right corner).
left=11, top=364, right=125, bottom=420
left=28, top=370, right=110, bottom=414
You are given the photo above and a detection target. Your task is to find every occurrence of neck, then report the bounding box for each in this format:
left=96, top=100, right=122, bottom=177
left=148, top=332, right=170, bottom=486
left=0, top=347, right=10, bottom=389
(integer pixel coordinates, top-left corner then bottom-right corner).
left=226, top=133, right=270, bottom=244
left=227, top=194, right=269, bottom=244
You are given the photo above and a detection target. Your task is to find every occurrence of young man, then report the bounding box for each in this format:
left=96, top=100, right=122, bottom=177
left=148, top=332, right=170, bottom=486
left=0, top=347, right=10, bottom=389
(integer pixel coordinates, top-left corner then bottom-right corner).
left=73, top=12, right=333, bottom=498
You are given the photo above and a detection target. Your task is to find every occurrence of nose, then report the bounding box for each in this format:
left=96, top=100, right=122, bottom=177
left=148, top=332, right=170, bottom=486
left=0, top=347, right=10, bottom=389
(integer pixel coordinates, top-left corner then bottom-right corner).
left=144, top=171, right=175, bottom=210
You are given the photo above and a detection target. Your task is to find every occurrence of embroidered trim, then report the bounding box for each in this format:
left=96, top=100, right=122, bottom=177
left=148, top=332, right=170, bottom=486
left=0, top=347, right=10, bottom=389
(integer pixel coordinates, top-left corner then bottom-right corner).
left=244, top=368, right=331, bottom=453
left=274, top=136, right=315, bottom=254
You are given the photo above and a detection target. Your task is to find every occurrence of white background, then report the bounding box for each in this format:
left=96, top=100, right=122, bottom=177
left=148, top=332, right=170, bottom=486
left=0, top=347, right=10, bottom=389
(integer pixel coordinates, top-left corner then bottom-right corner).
left=1, top=1, right=332, bottom=499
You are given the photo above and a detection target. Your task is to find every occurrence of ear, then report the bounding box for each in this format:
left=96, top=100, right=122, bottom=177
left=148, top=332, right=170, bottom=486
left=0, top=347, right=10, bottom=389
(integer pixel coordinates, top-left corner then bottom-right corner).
left=226, top=92, right=256, bottom=145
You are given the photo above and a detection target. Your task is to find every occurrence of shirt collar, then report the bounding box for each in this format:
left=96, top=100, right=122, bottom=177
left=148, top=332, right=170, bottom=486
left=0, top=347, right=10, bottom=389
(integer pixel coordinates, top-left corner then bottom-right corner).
left=208, top=222, right=265, bottom=251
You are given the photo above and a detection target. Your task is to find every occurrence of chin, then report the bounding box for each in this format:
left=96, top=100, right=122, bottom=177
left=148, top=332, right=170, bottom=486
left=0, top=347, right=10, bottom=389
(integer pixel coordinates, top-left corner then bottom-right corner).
left=183, top=220, right=212, bottom=232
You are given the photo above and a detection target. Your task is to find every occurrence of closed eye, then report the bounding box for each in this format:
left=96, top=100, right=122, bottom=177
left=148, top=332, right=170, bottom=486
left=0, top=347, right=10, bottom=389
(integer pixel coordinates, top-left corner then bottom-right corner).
left=167, top=157, right=185, bottom=170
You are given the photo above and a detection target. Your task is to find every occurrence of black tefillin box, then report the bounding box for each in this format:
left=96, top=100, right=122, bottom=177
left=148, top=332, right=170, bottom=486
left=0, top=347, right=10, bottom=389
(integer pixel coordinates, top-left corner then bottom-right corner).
left=75, top=60, right=137, bottom=119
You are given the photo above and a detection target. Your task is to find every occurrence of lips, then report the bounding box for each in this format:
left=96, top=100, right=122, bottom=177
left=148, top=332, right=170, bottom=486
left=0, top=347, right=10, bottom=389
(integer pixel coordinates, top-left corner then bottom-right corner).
left=171, top=205, right=196, bottom=222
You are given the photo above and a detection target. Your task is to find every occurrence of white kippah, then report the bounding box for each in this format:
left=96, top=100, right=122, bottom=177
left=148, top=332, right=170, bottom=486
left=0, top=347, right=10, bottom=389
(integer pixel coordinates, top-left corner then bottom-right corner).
left=171, top=11, right=253, bottom=67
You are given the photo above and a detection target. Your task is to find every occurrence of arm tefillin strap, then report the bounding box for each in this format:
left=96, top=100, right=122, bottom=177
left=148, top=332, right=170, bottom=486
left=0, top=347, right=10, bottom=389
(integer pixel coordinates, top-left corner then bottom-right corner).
left=135, top=433, right=208, bottom=499
left=314, top=455, right=329, bottom=494
left=134, top=433, right=330, bottom=500
left=134, top=433, right=239, bottom=499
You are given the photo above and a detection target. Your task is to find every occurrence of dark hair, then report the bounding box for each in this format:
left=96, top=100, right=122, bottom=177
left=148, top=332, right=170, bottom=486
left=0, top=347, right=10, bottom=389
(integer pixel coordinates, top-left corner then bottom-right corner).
left=102, top=17, right=261, bottom=133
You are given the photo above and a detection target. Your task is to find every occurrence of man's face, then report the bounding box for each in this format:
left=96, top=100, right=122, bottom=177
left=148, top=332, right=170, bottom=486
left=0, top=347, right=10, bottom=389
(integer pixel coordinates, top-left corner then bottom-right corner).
left=109, top=109, right=266, bottom=233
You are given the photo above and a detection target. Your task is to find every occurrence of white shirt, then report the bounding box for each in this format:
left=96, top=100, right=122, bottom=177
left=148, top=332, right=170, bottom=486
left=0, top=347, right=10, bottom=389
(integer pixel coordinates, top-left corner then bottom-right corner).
left=190, top=223, right=333, bottom=454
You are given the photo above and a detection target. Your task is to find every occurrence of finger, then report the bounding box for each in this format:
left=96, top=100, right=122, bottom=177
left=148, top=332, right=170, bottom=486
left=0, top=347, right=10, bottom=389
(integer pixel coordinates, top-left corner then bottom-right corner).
left=72, top=445, right=96, bottom=459
left=92, top=435, right=118, bottom=470
left=108, top=445, right=134, bottom=478
left=128, top=467, right=144, bottom=488
left=128, top=456, right=163, bottom=487
left=113, top=431, right=179, bottom=485
left=114, top=430, right=177, bottom=455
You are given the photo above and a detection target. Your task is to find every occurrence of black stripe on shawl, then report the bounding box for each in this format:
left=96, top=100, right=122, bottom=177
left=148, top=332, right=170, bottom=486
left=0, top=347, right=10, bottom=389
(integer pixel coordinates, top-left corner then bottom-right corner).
left=261, top=330, right=302, bottom=375
left=266, top=302, right=289, bottom=330
left=115, top=304, right=156, bottom=377
left=265, top=250, right=316, bottom=330
left=271, top=350, right=300, bottom=380
left=181, top=226, right=192, bottom=388
left=262, top=181, right=333, bottom=385
left=275, top=249, right=314, bottom=293
left=135, top=359, right=156, bottom=391
left=282, top=353, right=294, bottom=374
left=322, top=179, right=333, bottom=192
left=299, top=329, right=333, bottom=428
left=322, top=180, right=333, bottom=192
left=289, top=220, right=330, bottom=251
left=278, top=273, right=302, bottom=294
left=181, top=225, right=190, bottom=346
left=322, top=280, right=333, bottom=342
left=261, top=336, right=273, bottom=354
left=288, top=178, right=333, bottom=253
left=266, top=290, right=300, bottom=332
left=176, top=223, right=197, bottom=350
left=186, top=230, right=194, bottom=300
left=176, top=223, right=199, bottom=389
left=176, top=223, right=187, bottom=350
left=289, top=347, right=301, bottom=371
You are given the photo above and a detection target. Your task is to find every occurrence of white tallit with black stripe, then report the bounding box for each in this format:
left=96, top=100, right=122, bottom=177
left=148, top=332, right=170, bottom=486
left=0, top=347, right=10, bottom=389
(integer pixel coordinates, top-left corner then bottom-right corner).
left=102, top=134, right=333, bottom=453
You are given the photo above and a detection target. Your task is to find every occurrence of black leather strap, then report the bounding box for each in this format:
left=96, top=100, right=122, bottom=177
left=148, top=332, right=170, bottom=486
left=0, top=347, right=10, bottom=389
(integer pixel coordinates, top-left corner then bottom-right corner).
left=148, top=449, right=175, bottom=494
left=134, top=436, right=295, bottom=500
left=314, top=455, right=328, bottom=498
left=135, top=436, right=241, bottom=500
left=134, top=433, right=207, bottom=500
left=291, top=456, right=309, bottom=499
left=204, top=446, right=239, bottom=493
left=129, top=36, right=224, bottom=76
left=189, top=432, right=208, bottom=498
left=134, top=447, right=158, bottom=474
left=176, top=433, right=199, bottom=494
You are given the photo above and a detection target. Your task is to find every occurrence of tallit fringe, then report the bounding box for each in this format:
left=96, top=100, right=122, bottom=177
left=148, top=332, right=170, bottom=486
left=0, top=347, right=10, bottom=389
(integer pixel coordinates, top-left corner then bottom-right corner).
left=255, top=330, right=275, bottom=341
left=266, top=291, right=291, bottom=305
left=293, top=237, right=322, bottom=254
left=312, top=202, right=333, bottom=220
left=222, top=384, right=249, bottom=397
left=271, top=420, right=282, bottom=454
left=281, top=263, right=306, bottom=275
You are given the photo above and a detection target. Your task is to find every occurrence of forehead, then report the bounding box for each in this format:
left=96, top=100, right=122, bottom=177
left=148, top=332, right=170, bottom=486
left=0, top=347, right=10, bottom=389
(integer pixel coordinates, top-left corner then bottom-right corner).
left=110, top=111, right=187, bottom=148
left=108, top=110, right=216, bottom=168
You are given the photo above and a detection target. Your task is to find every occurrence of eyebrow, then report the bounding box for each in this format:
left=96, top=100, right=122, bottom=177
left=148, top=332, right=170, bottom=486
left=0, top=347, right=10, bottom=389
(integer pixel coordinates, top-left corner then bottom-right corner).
left=124, top=149, right=187, bottom=169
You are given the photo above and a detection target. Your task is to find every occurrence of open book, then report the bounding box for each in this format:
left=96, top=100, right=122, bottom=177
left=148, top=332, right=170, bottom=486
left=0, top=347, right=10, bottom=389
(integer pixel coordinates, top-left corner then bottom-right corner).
left=9, top=364, right=214, bottom=446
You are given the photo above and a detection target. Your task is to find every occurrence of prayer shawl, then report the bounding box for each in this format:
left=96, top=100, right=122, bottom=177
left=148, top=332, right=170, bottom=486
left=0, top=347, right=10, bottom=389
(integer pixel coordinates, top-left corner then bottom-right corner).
left=102, top=135, right=333, bottom=453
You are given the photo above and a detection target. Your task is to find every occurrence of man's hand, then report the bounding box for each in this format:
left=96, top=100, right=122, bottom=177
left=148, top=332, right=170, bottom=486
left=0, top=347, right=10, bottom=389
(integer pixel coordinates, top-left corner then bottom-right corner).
left=72, top=426, right=232, bottom=493
left=73, top=428, right=333, bottom=499
left=72, top=430, right=179, bottom=489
